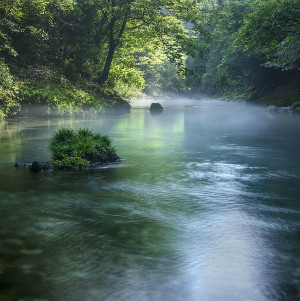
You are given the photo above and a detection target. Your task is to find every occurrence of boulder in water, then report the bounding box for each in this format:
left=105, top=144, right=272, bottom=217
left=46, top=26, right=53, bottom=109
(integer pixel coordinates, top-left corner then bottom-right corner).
left=30, top=161, right=52, bottom=172
left=150, top=103, right=163, bottom=111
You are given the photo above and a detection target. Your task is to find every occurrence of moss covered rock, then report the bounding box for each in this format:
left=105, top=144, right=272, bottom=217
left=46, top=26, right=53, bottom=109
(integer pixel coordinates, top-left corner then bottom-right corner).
left=49, top=128, right=120, bottom=170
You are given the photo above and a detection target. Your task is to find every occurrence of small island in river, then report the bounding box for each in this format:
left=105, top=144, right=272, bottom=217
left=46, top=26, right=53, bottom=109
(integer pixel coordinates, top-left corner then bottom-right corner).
left=16, top=128, right=120, bottom=172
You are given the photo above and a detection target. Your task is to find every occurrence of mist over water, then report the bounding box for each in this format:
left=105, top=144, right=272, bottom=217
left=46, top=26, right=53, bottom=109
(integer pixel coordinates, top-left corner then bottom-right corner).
left=0, top=98, right=300, bottom=301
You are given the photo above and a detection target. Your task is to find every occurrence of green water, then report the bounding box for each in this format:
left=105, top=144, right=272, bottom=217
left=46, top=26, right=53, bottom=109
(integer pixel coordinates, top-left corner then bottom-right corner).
left=0, top=99, right=300, bottom=301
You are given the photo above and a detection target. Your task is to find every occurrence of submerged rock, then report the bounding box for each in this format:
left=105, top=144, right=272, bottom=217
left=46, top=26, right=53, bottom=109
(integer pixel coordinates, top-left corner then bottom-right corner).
left=150, top=103, right=163, bottom=111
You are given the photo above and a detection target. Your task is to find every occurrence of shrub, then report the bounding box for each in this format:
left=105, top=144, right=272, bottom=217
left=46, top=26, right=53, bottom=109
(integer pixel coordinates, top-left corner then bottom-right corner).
left=49, top=127, right=118, bottom=170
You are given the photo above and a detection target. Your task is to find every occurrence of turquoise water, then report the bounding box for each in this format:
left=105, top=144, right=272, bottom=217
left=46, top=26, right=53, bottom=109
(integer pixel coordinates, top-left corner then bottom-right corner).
left=0, top=99, right=299, bottom=300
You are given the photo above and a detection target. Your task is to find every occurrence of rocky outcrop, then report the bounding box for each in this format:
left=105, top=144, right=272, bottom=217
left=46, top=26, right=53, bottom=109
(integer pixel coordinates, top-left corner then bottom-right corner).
left=30, top=161, right=52, bottom=172
left=15, top=161, right=53, bottom=172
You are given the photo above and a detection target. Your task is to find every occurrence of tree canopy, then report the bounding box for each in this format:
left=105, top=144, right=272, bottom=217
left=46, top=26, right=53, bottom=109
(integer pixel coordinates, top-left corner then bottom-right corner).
left=0, top=0, right=299, bottom=117
left=185, top=0, right=299, bottom=104
left=237, top=0, right=300, bottom=71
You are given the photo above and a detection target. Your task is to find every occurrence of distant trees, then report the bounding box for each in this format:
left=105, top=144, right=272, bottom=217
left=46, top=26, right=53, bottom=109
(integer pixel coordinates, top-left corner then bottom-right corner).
left=186, top=0, right=300, bottom=103
left=237, top=0, right=300, bottom=71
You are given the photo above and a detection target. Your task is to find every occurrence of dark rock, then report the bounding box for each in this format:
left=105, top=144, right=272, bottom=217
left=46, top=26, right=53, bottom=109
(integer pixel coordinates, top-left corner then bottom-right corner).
left=16, top=154, right=119, bottom=172
left=30, top=161, right=52, bottom=172
left=30, top=161, right=42, bottom=172
left=150, top=103, right=163, bottom=111
left=85, top=151, right=121, bottom=165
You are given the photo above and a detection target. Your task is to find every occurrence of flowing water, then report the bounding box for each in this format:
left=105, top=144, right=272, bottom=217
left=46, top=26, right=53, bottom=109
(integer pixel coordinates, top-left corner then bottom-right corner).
left=0, top=98, right=299, bottom=301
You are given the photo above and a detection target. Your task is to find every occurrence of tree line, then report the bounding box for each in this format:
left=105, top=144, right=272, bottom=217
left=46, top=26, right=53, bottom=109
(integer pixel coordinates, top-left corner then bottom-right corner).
left=0, top=0, right=299, bottom=118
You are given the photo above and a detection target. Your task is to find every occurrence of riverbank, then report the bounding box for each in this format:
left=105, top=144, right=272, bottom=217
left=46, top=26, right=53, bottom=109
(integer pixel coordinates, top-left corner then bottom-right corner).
left=191, top=77, right=300, bottom=111
left=16, top=90, right=131, bottom=119
left=1, top=83, right=299, bottom=121
left=0, top=62, right=131, bottom=120
left=0, top=84, right=131, bottom=120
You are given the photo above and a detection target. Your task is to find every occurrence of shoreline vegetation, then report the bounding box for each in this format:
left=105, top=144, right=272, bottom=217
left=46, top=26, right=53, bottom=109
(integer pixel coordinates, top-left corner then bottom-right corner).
left=1, top=0, right=299, bottom=120
left=1, top=88, right=300, bottom=120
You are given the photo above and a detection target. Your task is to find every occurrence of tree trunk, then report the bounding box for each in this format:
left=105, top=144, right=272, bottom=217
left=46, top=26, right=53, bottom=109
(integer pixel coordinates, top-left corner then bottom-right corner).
left=98, top=18, right=127, bottom=85
left=98, top=40, right=117, bottom=85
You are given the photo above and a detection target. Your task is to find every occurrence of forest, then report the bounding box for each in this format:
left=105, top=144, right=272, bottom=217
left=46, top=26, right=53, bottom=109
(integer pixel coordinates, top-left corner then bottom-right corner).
left=0, top=0, right=299, bottom=118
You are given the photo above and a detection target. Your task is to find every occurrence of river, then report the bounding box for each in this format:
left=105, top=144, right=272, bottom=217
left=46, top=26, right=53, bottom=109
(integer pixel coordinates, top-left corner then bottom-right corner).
left=0, top=98, right=299, bottom=301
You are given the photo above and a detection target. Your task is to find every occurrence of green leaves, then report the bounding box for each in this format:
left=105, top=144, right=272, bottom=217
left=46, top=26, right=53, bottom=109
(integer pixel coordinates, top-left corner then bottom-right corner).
left=0, top=60, right=21, bottom=117
left=186, top=0, right=299, bottom=102
left=49, top=127, right=116, bottom=169
left=237, top=0, right=300, bottom=71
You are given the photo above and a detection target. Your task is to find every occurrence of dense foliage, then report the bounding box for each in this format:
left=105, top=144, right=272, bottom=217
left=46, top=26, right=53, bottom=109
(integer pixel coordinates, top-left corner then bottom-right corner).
left=0, top=0, right=299, bottom=117
left=186, top=0, right=299, bottom=105
left=0, top=60, right=21, bottom=118
left=49, top=127, right=118, bottom=169
left=0, top=0, right=197, bottom=117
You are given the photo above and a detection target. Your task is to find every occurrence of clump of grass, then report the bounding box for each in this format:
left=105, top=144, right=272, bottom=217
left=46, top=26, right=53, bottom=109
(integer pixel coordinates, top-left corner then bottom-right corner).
left=49, top=127, right=119, bottom=170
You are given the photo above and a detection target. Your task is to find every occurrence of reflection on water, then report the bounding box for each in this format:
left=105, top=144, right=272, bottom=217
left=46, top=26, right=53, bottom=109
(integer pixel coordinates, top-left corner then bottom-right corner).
left=0, top=99, right=300, bottom=301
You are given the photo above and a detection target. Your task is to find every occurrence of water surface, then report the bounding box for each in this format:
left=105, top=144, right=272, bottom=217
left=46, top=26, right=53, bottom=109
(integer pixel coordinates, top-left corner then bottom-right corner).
left=0, top=99, right=300, bottom=301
